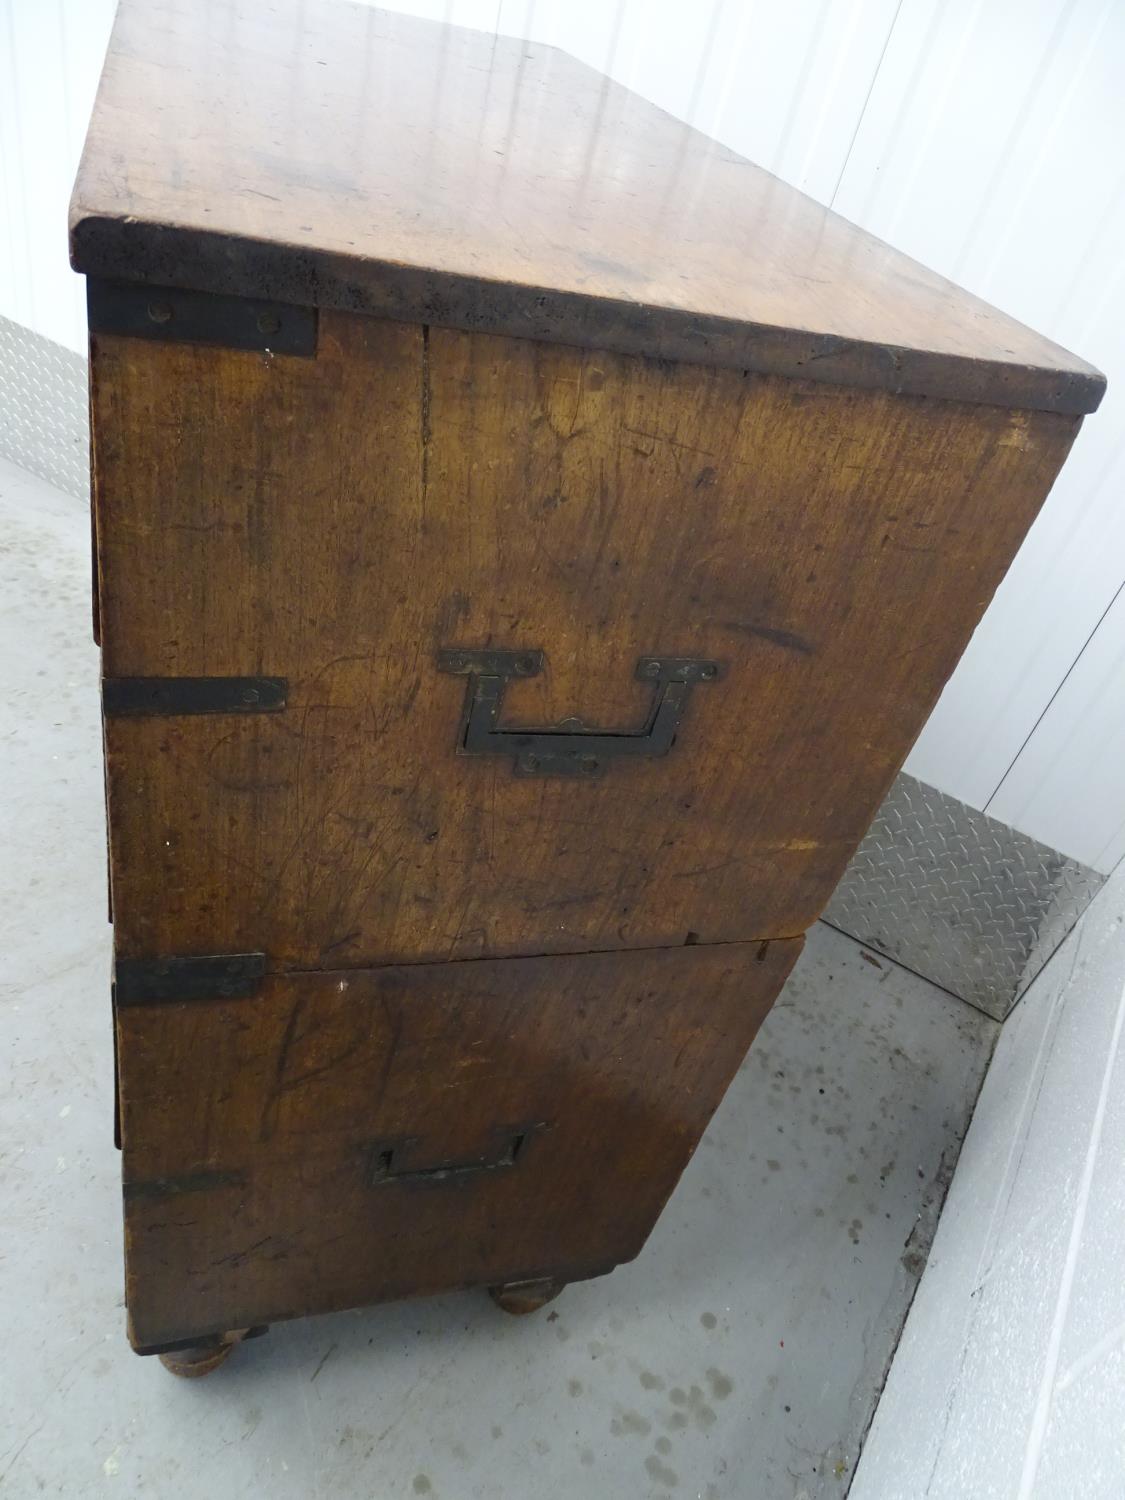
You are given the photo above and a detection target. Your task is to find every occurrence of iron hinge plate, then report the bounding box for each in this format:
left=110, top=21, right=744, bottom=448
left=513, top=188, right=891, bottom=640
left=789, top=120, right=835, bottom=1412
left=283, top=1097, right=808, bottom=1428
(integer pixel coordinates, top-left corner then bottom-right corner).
left=102, top=676, right=287, bottom=718
left=114, top=953, right=267, bottom=1006
left=87, top=279, right=318, bottom=356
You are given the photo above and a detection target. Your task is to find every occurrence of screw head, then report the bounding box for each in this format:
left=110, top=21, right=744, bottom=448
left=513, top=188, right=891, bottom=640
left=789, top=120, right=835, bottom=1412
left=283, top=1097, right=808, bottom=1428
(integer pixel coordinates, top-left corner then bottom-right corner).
left=256, top=311, right=281, bottom=336
left=515, top=655, right=537, bottom=675
left=581, top=756, right=599, bottom=775
left=147, top=301, right=173, bottom=324
left=242, top=687, right=260, bottom=703
left=522, top=754, right=539, bottom=772
left=701, top=664, right=717, bottom=680
left=642, top=660, right=661, bottom=679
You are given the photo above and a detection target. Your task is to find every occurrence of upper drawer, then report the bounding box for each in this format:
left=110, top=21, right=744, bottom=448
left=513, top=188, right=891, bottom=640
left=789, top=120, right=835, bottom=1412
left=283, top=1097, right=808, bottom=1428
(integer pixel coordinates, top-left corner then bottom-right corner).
left=90, top=309, right=1080, bottom=967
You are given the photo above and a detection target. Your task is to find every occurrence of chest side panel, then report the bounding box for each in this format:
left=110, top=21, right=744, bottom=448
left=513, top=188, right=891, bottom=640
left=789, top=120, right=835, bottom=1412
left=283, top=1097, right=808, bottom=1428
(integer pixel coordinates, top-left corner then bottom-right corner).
left=91, top=310, right=1079, bottom=966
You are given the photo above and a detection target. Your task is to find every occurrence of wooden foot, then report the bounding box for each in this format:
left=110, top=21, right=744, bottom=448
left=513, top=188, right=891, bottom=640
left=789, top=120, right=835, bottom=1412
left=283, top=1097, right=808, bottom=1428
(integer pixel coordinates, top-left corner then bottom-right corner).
left=158, top=1328, right=250, bottom=1378
left=487, top=1278, right=566, bottom=1316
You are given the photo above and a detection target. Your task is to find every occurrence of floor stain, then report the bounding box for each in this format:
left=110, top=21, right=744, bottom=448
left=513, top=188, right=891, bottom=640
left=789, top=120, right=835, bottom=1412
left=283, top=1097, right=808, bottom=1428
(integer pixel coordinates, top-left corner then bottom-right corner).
left=611, top=1408, right=652, bottom=1438
left=673, top=1384, right=717, bottom=1430
left=645, top=1452, right=679, bottom=1487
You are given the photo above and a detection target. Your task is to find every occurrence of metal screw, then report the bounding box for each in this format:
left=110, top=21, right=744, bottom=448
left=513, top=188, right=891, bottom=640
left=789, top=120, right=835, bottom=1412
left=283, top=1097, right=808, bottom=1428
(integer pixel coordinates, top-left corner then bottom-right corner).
left=242, top=687, right=260, bottom=704
left=701, top=664, right=717, bottom=679
left=581, top=757, right=599, bottom=774
left=256, top=311, right=281, bottom=336
left=523, top=754, right=539, bottom=772
left=147, top=301, right=173, bottom=324
left=515, top=655, right=536, bottom=675
left=642, top=660, right=661, bottom=679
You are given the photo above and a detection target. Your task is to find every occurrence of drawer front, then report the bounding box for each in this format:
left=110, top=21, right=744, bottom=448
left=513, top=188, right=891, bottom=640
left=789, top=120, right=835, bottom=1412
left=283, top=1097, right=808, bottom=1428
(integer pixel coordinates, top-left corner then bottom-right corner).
left=90, top=310, right=1078, bottom=967
left=117, top=937, right=800, bottom=1347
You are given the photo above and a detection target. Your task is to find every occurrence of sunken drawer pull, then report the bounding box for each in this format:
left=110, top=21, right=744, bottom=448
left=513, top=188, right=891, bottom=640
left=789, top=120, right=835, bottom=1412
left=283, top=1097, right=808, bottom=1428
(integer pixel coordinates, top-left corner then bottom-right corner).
left=437, top=648, right=724, bottom=777
left=367, top=1123, right=544, bottom=1186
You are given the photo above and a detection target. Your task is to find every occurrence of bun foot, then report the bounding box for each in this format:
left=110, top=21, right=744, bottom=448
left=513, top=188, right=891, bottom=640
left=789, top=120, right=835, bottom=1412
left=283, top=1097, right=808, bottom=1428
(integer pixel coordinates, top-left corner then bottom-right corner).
left=158, top=1328, right=251, bottom=1378
left=488, top=1278, right=566, bottom=1316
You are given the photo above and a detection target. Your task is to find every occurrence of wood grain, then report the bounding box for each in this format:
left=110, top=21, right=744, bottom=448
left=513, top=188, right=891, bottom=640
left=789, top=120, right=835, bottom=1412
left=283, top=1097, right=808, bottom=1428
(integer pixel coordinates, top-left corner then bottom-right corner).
left=70, top=0, right=1104, bottom=415
left=92, top=313, right=1082, bottom=969
left=118, top=937, right=801, bottom=1347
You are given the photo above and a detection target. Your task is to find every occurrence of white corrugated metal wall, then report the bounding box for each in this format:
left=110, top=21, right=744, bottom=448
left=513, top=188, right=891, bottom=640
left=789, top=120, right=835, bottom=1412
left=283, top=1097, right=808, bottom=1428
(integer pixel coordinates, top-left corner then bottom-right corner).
left=2, top=0, right=1122, bottom=870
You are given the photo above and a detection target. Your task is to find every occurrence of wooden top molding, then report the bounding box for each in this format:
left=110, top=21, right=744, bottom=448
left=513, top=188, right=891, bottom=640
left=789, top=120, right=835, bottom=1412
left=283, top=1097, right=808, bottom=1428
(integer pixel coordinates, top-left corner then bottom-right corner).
left=71, top=0, right=1104, bottom=415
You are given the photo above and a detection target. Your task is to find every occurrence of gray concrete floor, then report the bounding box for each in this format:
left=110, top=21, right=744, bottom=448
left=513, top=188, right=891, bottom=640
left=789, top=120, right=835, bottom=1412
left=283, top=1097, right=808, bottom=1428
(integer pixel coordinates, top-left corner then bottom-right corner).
left=0, top=454, right=997, bottom=1499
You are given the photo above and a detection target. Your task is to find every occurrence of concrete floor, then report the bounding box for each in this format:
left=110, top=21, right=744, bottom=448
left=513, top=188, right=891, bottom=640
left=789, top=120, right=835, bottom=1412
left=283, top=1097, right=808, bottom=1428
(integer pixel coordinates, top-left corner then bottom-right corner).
left=0, top=454, right=997, bottom=1499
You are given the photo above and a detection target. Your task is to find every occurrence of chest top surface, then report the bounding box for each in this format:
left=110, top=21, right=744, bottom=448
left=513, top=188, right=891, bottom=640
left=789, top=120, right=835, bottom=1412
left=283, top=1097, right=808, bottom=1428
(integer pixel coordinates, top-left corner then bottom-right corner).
left=71, top=0, right=1102, bottom=415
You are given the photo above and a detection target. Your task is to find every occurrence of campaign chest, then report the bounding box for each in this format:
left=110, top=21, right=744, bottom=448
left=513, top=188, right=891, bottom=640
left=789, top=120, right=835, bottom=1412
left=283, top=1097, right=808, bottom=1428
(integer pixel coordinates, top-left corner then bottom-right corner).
left=70, top=0, right=1103, bottom=1371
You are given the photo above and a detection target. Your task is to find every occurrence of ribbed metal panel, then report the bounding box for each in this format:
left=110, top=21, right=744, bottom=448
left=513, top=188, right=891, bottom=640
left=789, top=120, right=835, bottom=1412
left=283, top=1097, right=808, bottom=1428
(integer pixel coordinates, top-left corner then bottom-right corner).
left=823, top=773, right=1105, bottom=1020
left=0, top=314, right=87, bottom=499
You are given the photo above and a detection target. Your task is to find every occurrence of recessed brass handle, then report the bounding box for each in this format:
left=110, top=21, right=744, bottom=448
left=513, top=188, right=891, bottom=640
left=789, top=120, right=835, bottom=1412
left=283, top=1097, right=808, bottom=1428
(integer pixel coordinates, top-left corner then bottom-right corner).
left=437, top=649, right=724, bottom=777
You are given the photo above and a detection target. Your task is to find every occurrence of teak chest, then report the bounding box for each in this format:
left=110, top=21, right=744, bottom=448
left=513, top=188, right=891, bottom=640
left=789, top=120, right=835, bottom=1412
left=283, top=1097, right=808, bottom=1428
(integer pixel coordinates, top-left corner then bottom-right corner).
left=71, top=0, right=1103, bottom=1371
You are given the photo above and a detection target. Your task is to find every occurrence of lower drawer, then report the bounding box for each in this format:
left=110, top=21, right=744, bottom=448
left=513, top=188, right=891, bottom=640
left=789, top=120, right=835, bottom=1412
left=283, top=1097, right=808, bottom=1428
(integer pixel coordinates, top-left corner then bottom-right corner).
left=117, top=937, right=801, bottom=1348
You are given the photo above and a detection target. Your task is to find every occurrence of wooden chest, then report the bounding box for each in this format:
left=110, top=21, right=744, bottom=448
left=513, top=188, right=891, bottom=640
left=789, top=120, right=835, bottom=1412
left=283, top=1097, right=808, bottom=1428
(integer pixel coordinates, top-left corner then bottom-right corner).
left=71, top=0, right=1103, bottom=1371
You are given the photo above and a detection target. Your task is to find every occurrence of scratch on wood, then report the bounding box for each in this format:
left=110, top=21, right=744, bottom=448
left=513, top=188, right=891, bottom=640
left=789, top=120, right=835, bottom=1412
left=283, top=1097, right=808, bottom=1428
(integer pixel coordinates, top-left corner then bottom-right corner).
left=260, top=995, right=378, bottom=1141
left=623, top=424, right=717, bottom=460
left=369, top=993, right=404, bottom=1116
left=421, top=323, right=431, bottom=514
